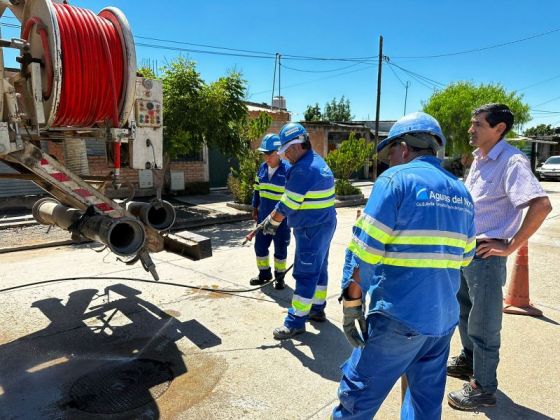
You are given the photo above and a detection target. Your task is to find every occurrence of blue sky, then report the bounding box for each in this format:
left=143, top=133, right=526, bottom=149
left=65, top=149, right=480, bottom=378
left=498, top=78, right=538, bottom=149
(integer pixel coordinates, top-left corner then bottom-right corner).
left=2, top=1, right=560, bottom=129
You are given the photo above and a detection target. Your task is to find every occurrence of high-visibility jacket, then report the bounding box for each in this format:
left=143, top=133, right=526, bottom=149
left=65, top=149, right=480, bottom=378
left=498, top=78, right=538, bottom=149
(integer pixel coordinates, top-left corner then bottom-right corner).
left=342, top=156, right=476, bottom=336
left=252, top=160, right=291, bottom=223
left=275, top=149, right=336, bottom=229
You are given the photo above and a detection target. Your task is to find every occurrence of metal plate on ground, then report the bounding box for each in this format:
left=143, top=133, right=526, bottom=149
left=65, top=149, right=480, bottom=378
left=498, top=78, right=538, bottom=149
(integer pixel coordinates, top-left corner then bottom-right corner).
left=68, top=358, right=173, bottom=414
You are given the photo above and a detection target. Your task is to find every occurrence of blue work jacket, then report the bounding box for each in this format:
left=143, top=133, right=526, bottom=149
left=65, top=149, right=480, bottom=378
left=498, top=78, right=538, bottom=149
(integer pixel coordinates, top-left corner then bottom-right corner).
left=342, top=156, right=476, bottom=336
left=275, top=150, right=336, bottom=229
left=252, top=160, right=290, bottom=223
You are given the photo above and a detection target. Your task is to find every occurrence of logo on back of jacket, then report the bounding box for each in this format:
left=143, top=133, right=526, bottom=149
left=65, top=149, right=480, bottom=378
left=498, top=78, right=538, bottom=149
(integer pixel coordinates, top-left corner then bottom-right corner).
left=415, top=187, right=473, bottom=213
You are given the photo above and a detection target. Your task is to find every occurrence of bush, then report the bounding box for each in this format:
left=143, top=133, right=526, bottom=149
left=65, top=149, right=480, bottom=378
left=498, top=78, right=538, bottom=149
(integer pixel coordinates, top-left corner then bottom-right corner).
left=326, top=133, right=374, bottom=196
left=335, top=179, right=361, bottom=196
left=227, top=149, right=261, bottom=204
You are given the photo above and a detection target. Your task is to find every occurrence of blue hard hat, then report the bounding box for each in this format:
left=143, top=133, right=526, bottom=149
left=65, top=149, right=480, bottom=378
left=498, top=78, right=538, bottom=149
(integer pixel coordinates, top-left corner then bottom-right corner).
left=377, top=112, right=446, bottom=160
left=257, top=133, right=282, bottom=153
left=278, top=122, right=309, bottom=154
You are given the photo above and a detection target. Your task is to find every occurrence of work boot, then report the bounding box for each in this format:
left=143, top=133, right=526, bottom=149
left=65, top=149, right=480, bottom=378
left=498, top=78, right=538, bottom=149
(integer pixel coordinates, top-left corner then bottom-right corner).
left=447, top=381, right=496, bottom=411
left=273, top=325, right=305, bottom=340
left=308, top=310, right=327, bottom=322
left=447, top=353, right=473, bottom=381
left=274, top=271, right=286, bottom=290
left=249, top=269, right=272, bottom=286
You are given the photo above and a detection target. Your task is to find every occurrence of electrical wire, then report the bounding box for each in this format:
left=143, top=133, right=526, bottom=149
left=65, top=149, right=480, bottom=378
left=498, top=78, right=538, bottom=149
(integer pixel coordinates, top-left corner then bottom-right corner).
left=249, top=63, right=375, bottom=98
left=0, top=273, right=288, bottom=295
left=391, top=26, right=560, bottom=59
left=387, top=60, right=446, bottom=88
left=281, top=61, right=367, bottom=74
left=517, top=74, right=560, bottom=92
left=385, top=62, right=438, bottom=91
left=135, top=35, right=276, bottom=57
left=385, top=60, right=406, bottom=88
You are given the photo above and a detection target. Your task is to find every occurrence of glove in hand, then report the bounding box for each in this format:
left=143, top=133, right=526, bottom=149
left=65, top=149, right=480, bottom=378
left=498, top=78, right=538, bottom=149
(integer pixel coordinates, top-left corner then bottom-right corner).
left=342, top=301, right=367, bottom=348
left=261, top=216, right=280, bottom=236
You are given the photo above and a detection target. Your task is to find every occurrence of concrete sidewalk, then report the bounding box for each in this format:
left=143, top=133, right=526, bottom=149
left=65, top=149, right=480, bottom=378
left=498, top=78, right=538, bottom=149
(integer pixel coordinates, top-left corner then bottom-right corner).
left=0, top=181, right=557, bottom=419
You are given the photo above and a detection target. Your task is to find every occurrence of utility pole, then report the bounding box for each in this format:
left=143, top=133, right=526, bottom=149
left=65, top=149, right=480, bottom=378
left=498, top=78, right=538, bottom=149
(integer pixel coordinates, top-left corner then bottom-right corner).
left=372, top=35, right=383, bottom=182
left=278, top=54, right=282, bottom=106
left=403, top=81, right=410, bottom=115
left=271, top=53, right=278, bottom=109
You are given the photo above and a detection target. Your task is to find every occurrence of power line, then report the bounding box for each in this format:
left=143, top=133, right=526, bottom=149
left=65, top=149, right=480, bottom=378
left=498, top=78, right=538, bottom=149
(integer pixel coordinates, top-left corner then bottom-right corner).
left=135, top=35, right=276, bottom=57
left=385, top=60, right=406, bottom=88
left=531, top=109, right=560, bottom=114
left=248, top=63, right=375, bottom=98
left=135, top=42, right=275, bottom=60
left=391, top=26, right=560, bottom=59
left=280, top=61, right=368, bottom=73
left=385, top=60, right=445, bottom=91
left=135, top=34, right=377, bottom=63
left=534, top=95, right=560, bottom=108
left=517, top=74, right=560, bottom=92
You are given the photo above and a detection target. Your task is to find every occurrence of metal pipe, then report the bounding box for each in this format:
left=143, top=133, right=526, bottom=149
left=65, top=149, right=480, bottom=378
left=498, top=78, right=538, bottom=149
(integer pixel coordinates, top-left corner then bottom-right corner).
left=126, top=200, right=176, bottom=231
left=33, top=198, right=145, bottom=256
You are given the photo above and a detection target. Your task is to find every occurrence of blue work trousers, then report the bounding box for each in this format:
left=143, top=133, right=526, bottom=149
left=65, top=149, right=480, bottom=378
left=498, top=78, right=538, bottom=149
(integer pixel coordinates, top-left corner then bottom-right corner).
left=457, top=254, right=507, bottom=394
left=332, top=314, right=453, bottom=420
left=254, top=224, right=290, bottom=269
left=284, top=220, right=336, bottom=329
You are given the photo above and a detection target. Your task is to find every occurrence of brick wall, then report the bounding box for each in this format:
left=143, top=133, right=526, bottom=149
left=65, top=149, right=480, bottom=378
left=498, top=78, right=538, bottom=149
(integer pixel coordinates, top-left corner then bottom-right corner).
left=248, top=109, right=291, bottom=149
left=306, top=126, right=329, bottom=157
left=169, top=160, right=206, bottom=183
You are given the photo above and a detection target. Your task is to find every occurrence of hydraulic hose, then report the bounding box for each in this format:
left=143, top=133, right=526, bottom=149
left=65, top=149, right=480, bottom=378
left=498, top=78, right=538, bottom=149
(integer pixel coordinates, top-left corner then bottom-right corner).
left=50, top=3, right=124, bottom=127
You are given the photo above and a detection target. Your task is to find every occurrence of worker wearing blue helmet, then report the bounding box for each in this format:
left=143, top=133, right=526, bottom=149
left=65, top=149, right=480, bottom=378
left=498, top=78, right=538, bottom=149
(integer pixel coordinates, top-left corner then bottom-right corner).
left=332, top=112, right=476, bottom=419
left=250, top=133, right=291, bottom=290
left=259, top=122, right=337, bottom=340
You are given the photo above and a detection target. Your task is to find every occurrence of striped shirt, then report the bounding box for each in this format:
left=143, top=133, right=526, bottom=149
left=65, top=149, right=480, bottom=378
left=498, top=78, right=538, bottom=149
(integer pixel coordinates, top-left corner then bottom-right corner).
left=465, top=139, right=547, bottom=239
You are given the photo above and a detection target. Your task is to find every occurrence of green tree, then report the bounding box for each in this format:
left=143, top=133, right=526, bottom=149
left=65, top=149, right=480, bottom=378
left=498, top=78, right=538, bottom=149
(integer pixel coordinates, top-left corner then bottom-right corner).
left=422, top=82, right=530, bottom=155
left=137, top=66, right=157, bottom=79
left=324, top=96, right=353, bottom=121
left=161, top=57, right=249, bottom=158
left=304, top=103, right=322, bottom=121
left=227, top=112, right=272, bottom=204
left=524, top=124, right=556, bottom=137
left=326, top=133, right=373, bottom=195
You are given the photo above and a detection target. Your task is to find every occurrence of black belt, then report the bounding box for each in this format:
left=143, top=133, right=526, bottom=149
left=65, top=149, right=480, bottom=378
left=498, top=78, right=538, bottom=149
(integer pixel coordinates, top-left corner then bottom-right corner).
left=476, top=238, right=508, bottom=246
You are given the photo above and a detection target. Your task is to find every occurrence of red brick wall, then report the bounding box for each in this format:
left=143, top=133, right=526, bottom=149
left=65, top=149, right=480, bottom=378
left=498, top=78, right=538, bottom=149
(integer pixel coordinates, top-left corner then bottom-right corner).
left=169, top=161, right=206, bottom=183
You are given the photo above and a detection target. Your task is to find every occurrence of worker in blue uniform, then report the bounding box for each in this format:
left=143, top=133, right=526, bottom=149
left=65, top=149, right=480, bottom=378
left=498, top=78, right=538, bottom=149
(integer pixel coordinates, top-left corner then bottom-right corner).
left=259, top=122, right=337, bottom=340
left=250, top=133, right=291, bottom=290
left=332, top=112, right=476, bottom=419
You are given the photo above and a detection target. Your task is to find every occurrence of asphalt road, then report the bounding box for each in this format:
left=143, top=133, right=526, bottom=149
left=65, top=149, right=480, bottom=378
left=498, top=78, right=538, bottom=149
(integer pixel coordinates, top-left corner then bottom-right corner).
left=0, top=182, right=559, bottom=419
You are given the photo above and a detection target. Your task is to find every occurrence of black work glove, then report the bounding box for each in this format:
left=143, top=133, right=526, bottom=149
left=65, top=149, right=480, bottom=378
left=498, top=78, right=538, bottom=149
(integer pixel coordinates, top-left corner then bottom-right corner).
left=261, top=215, right=281, bottom=236
left=342, top=298, right=367, bottom=348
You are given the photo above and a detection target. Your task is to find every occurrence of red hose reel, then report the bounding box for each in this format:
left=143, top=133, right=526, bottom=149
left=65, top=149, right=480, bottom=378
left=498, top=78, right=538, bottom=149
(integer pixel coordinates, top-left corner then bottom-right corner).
left=21, top=1, right=136, bottom=129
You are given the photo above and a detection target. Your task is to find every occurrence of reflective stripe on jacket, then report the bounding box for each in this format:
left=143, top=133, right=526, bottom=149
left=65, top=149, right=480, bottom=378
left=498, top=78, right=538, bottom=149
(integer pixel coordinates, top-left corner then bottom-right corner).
left=276, top=150, right=336, bottom=228
left=343, top=156, right=475, bottom=336
left=252, top=160, right=290, bottom=223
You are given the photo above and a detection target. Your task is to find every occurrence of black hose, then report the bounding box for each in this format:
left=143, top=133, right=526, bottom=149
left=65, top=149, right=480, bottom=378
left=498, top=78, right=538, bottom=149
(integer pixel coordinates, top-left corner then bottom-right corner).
left=0, top=264, right=294, bottom=295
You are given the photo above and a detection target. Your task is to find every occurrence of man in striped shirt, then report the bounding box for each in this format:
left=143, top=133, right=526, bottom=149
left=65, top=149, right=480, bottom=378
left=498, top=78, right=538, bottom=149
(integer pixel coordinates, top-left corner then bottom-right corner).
left=259, top=122, right=337, bottom=340
left=447, top=103, right=552, bottom=411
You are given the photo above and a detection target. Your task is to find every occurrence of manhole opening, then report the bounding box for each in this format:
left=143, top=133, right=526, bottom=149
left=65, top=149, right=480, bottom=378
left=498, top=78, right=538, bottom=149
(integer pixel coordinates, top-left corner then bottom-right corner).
left=68, top=358, right=174, bottom=414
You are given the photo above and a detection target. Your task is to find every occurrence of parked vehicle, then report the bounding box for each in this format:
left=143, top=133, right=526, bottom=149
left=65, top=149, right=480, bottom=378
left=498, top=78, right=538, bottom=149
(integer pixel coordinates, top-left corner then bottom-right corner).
left=536, top=156, right=560, bottom=180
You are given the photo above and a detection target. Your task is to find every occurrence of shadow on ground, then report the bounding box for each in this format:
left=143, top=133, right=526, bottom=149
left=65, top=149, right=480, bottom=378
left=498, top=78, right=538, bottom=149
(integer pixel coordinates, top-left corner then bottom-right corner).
left=0, top=283, right=223, bottom=419
left=280, top=319, right=350, bottom=383
left=475, top=389, right=555, bottom=419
